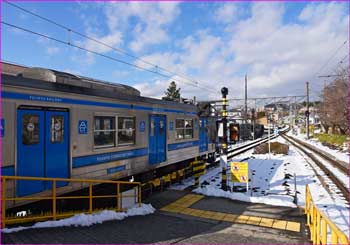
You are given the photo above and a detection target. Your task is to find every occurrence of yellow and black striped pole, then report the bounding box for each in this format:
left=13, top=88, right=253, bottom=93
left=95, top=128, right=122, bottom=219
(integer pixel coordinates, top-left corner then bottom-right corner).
left=221, top=87, right=228, bottom=191
left=192, top=157, right=205, bottom=187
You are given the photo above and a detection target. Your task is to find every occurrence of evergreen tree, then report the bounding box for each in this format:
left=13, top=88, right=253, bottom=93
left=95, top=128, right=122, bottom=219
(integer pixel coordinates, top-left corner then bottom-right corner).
left=163, top=81, right=181, bottom=101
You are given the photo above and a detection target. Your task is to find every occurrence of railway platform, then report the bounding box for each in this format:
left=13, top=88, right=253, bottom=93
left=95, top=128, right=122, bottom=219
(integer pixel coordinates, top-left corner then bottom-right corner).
left=2, top=189, right=310, bottom=244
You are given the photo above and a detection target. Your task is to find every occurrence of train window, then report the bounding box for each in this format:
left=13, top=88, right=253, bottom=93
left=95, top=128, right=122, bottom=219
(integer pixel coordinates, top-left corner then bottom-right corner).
left=117, top=117, right=135, bottom=145
left=175, top=119, right=193, bottom=139
left=184, top=119, right=193, bottom=139
left=94, top=116, right=116, bottom=148
left=50, top=116, right=64, bottom=143
left=175, top=119, right=184, bottom=139
left=22, top=114, right=40, bottom=145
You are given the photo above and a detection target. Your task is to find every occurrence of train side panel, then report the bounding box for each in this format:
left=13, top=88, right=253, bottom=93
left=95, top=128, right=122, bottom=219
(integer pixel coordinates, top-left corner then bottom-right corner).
left=2, top=83, right=213, bottom=206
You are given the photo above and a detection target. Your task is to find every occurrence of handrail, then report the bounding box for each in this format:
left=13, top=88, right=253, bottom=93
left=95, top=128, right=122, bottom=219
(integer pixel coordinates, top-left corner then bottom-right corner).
left=305, top=185, right=349, bottom=244
left=1, top=175, right=142, bottom=228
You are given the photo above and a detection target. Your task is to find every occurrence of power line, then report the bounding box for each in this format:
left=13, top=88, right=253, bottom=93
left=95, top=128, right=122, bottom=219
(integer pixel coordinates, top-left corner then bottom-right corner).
left=312, top=40, right=348, bottom=79
left=1, top=21, right=214, bottom=92
left=2, top=21, right=216, bottom=93
left=339, top=54, right=349, bottom=64
left=4, top=0, right=211, bottom=91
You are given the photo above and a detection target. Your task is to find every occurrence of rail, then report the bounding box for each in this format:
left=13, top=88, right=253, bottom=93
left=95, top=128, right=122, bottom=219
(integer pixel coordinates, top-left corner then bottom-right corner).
left=1, top=175, right=142, bottom=228
left=305, top=185, right=349, bottom=244
left=283, top=134, right=349, bottom=203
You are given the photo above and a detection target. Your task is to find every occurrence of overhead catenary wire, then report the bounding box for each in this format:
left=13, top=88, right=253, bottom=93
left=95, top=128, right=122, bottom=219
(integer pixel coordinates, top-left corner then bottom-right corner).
left=3, top=0, right=214, bottom=92
left=312, top=40, right=348, bottom=80
left=2, top=21, right=217, bottom=93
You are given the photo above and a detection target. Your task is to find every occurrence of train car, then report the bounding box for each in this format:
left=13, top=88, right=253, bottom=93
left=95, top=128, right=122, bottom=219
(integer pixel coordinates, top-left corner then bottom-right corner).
left=1, top=62, right=215, bottom=207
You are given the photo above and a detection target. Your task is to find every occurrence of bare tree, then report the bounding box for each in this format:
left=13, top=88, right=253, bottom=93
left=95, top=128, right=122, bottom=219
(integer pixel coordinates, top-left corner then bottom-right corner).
left=318, top=66, right=348, bottom=134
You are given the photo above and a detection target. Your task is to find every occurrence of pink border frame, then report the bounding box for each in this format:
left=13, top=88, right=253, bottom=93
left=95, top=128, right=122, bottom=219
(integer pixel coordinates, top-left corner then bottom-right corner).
left=0, top=0, right=349, bottom=244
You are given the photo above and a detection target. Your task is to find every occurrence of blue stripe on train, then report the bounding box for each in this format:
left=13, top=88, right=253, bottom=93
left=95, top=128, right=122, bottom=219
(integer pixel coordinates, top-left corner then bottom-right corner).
left=168, top=140, right=199, bottom=151
left=73, top=148, right=149, bottom=168
left=73, top=140, right=200, bottom=168
left=1, top=166, right=15, bottom=176
left=2, top=91, right=197, bottom=115
left=107, top=165, right=126, bottom=174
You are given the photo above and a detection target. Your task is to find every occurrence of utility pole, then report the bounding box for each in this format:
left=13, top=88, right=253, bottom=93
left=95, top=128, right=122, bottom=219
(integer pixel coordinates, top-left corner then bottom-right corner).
left=323, top=81, right=326, bottom=133
left=268, top=113, right=271, bottom=159
left=245, top=74, right=248, bottom=123
left=251, top=108, right=255, bottom=140
left=294, top=96, right=297, bottom=134
left=306, top=82, right=310, bottom=139
left=221, top=87, right=228, bottom=191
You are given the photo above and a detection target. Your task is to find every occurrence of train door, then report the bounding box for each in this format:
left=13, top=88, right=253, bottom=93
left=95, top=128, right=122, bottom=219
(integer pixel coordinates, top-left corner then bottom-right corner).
left=157, top=115, right=166, bottom=163
left=17, top=109, right=45, bottom=196
left=45, top=111, right=69, bottom=189
left=148, top=114, right=166, bottom=164
left=16, top=108, right=69, bottom=196
left=199, top=118, right=208, bottom=152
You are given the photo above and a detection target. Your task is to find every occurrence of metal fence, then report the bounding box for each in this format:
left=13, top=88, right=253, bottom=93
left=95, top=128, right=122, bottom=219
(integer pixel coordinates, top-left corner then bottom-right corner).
left=1, top=175, right=141, bottom=228
left=305, top=185, right=349, bottom=244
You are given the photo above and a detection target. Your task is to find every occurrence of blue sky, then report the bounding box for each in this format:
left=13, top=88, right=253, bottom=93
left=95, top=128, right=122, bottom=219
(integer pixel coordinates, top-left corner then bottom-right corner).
left=1, top=1, right=349, bottom=101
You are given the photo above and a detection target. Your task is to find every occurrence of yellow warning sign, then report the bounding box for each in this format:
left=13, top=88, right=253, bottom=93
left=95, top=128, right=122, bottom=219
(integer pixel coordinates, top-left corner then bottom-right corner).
left=231, top=162, right=248, bottom=183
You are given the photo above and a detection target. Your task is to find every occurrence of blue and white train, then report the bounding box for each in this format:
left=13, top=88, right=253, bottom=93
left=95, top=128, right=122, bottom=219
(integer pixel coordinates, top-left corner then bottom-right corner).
left=1, top=62, right=216, bottom=207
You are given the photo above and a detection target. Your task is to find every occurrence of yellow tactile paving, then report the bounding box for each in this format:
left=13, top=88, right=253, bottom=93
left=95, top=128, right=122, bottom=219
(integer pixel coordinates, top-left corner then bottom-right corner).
left=181, top=208, right=195, bottom=215
left=202, top=210, right=217, bottom=217
left=246, top=216, right=262, bottom=225
left=222, top=214, right=238, bottom=222
left=259, top=218, right=275, bottom=228
left=198, top=211, right=212, bottom=219
left=235, top=215, right=250, bottom=224
left=286, top=221, right=301, bottom=232
left=160, top=194, right=301, bottom=233
left=191, top=209, right=205, bottom=216
left=272, top=220, right=287, bottom=230
left=210, top=212, right=226, bottom=221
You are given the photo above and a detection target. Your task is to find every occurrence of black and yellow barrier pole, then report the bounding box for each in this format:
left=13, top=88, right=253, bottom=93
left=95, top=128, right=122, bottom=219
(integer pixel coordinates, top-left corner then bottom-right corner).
left=221, top=87, right=228, bottom=191
left=192, top=157, right=206, bottom=187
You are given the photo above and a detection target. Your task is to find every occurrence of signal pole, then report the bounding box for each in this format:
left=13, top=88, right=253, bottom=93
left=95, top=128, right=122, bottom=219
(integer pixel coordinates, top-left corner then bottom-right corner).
left=306, top=82, right=310, bottom=139
left=221, top=87, right=228, bottom=191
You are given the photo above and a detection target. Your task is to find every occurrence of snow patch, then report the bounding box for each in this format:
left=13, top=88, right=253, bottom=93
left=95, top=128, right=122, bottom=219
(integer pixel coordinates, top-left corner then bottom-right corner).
left=1, top=203, right=155, bottom=233
left=193, top=186, right=296, bottom=208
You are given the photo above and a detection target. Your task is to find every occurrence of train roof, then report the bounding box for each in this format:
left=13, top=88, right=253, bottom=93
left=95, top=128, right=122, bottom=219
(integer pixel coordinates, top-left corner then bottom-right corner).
left=1, top=62, right=196, bottom=111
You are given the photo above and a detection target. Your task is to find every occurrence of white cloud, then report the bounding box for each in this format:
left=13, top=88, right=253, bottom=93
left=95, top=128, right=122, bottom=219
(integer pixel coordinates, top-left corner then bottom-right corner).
left=135, top=52, right=184, bottom=74
left=73, top=2, right=348, bottom=103
left=133, top=79, right=169, bottom=98
left=75, top=2, right=180, bottom=66
left=105, top=2, right=180, bottom=52
left=214, top=4, right=237, bottom=24
left=226, top=2, right=348, bottom=97
left=46, top=47, right=60, bottom=55
left=84, top=32, right=123, bottom=53
left=135, top=2, right=348, bottom=102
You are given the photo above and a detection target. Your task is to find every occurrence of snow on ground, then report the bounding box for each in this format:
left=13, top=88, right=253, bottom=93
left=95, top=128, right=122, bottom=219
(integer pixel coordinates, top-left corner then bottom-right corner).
left=289, top=131, right=349, bottom=163
left=171, top=136, right=349, bottom=237
left=1, top=203, right=155, bottom=233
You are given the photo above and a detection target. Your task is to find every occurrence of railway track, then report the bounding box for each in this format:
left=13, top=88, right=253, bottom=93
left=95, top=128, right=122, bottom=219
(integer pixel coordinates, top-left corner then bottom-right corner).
left=281, top=133, right=349, bottom=203
left=214, top=128, right=289, bottom=163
